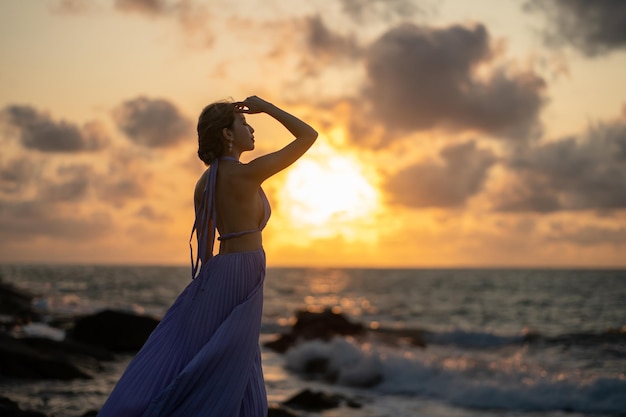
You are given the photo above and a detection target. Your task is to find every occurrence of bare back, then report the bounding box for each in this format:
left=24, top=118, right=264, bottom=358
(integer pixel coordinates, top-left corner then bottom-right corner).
left=194, top=161, right=266, bottom=255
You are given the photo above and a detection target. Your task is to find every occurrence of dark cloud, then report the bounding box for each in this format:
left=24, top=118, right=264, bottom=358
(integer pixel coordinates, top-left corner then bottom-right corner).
left=42, top=164, right=92, bottom=202
left=0, top=157, right=39, bottom=194
left=114, top=0, right=169, bottom=15
left=94, top=150, right=150, bottom=206
left=0, top=199, right=111, bottom=241
left=339, top=0, right=424, bottom=23
left=546, top=222, right=626, bottom=247
left=0, top=152, right=147, bottom=243
left=98, top=178, right=145, bottom=206
left=0, top=145, right=148, bottom=210
left=356, top=23, right=546, bottom=145
left=524, top=0, right=626, bottom=57
left=1, top=105, right=109, bottom=152
left=294, top=15, right=362, bottom=76
left=113, top=97, right=193, bottom=147
left=113, top=0, right=214, bottom=45
left=495, top=115, right=626, bottom=212
left=384, top=141, right=496, bottom=208
left=134, top=204, right=169, bottom=220
left=305, top=15, right=361, bottom=62
left=49, top=0, right=95, bottom=14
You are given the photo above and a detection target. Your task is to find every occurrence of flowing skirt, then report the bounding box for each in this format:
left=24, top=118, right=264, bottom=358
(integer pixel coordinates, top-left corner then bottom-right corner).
left=97, top=249, right=267, bottom=417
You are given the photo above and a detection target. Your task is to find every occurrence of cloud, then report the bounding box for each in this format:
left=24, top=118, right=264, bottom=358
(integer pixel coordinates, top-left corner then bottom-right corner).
left=304, top=15, right=361, bottom=62
left=494, top=114, right=626, bottom=212
left=339, top=0, right=425, bottom=23
left=0, top=156, right=39, bottom=194
left=113, top=96, right=193, bottom=147
left=114, top=0, right=168, bottom=15
left=0, top=148, right=150, bottom=244
left=1, top=105, right=109, bottom=152
left=48, top=0, right=96, bottom=14
left=524, top=0, right=626, bottom=57
left=0, top=199, right=111, bottom=241
left=41, top=164, right=92, bottom=202
left=546, top=222, right=626, bottom=247
left=134, top=204, right=169, bottom=220
left=384, top=140, right=496, bottom=208
left=97, top=176, right=145, bottom=206
left=355, top=23, right=546, bottom=145
left=94, top=148, right=152, bottom=206
left=289, top=15, right=362, bottom=77
left=113, top=0, right=214, bottom=45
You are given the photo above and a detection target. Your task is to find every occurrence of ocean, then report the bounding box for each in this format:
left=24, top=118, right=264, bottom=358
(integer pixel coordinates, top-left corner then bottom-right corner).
left=1, top=265, right=625, bottom=417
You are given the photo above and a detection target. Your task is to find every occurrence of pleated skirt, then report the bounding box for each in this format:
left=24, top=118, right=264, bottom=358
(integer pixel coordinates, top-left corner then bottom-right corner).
left=97, top=249, right=267, bottom=417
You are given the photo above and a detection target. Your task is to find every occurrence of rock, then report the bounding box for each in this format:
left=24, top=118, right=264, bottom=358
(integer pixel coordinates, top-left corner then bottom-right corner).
left=293, top=308, right=364, bottom=339
left=79, top=411, right=99, bottom=417
left=20, top=336, right=114, bottom=361
left=282, top=389, right=342, bottom=411
left=346, top=398, right=363, bottom=408
left=264, top=333, right=297, bottom=353
left=267, top=404, right=299, bottom=417
left=264, top=308, right=364, bottom=353
left=69, top=309, right=159, bottom=352
left=0, top=332, right=96, bottom=380
left=0, top=278, right=41, bottom=323
left=264, top=307, right=426, bottom=353
left=0, top=396, right=48, bottom=417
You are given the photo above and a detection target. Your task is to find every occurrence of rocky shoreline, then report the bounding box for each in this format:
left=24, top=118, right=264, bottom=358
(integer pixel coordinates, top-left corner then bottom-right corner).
left=1, top=278, right=425, bottom=416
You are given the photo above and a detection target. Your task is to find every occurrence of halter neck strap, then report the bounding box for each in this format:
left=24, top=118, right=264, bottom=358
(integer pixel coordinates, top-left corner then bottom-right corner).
left=189, top=160, right=219, bottom=279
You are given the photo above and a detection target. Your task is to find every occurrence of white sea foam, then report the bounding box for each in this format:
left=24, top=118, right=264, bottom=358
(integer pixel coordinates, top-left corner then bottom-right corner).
left=285, top=337, right=384, bottom=387
left=19, top=322, right=66, bottom=341
left=284, top=337, right=626, bottom=414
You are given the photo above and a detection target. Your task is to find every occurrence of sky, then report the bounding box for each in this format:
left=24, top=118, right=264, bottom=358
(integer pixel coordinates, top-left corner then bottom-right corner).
left=1, top=0, right=625, bottom=268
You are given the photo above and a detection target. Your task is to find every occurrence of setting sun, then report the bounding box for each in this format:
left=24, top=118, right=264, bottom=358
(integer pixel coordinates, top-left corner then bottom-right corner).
left=279, top=153, right=378, bottom=227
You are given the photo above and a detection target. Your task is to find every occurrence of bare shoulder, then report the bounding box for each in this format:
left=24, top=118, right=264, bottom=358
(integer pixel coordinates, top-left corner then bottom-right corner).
left=194, top=168, right=209, bottom=208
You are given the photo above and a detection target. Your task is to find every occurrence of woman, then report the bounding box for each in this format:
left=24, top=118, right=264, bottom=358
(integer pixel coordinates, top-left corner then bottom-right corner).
left=97, top=96, right=318, bottom=417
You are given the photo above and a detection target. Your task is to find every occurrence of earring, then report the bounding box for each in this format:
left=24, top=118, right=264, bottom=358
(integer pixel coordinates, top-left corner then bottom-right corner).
left=228, top=139, right=233, bottom=153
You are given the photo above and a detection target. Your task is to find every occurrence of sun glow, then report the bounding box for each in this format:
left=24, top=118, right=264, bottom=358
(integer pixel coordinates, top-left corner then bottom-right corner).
left=280, top=153, right=378, bottom=227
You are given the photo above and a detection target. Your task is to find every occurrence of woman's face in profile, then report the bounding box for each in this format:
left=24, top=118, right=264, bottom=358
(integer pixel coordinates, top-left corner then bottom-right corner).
left=230, top=113, right=255, bottom=152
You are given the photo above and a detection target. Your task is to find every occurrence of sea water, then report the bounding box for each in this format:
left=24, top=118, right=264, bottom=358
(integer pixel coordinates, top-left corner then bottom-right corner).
left=0, top=265, right=625, bottom=417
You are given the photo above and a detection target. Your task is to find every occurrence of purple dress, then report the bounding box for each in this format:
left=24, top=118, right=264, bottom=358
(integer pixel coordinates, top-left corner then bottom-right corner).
left=97, top=159, right=270, bottom=417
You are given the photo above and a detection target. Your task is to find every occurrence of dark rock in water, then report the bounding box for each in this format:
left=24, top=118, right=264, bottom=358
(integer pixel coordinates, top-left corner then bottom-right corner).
left=267, top=404, right=299, bottom=417
left=283, top=389, right=342, bottom=411
left=0, top=278, right=41, bottom=323
left=264, top=308, right=364, bottom=353
left=264, top=332, right=297, bottom=353
left=0, top=332, right=96, bottom=379
left=264, top=307, right=426, bottom=354
left=346, top=398, right=363, bottom=408
left=69, top=309, right=159, bottom=351
left=20, top=336, right=114, bottom=362
left=79, top=411, right=99, bottom=417
left=0, top=396, right=49, bottom=417
left=293, top=308, right=364, bottom=339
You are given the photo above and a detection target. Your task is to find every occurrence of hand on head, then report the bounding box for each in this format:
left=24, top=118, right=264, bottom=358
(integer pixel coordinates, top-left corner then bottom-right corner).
left=234, top=96, right=271, bottom=114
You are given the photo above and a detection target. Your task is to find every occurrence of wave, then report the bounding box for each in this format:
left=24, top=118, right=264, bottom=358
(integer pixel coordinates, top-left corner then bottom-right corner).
left=283, top=336, right=626, bottom=415
left=380, top=326, right=626, bottom=350
left=421, top=328, right=527, bottom=348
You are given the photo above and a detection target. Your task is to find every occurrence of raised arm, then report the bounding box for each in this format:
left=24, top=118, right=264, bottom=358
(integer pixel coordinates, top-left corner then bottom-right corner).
left=236, top=96, right=318, bottom=183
